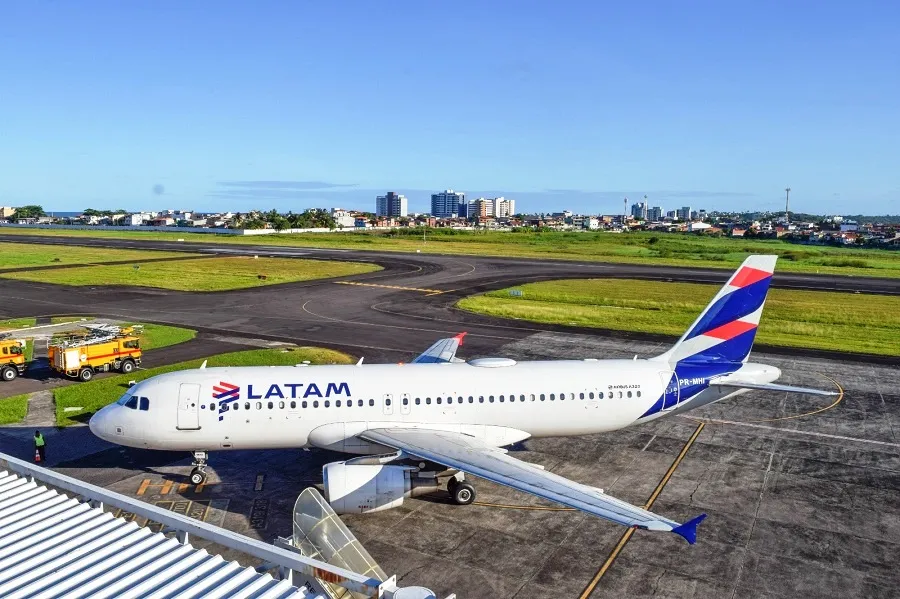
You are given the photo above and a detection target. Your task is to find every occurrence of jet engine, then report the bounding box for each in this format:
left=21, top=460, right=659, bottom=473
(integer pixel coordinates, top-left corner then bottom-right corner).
left=323, top=461, right=442, bottom=514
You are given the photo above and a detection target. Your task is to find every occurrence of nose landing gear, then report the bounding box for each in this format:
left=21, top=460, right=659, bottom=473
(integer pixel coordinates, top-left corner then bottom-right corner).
left=190, top=450, right=209, bottom=485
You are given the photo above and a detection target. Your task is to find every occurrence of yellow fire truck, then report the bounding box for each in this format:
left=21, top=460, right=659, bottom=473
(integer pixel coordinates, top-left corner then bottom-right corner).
left=48, top=324, right=143, bottom=382
left=0, top=336, right=27, bottom=381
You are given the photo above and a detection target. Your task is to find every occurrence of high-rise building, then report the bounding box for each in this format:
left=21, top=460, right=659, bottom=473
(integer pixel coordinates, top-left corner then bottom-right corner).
left=676, top=206, right=692, bottom=221
left=647, top=206, right=663, bottom=221
left=430, top=190, right=465, bottom=218
left=375, top=192, right=408, bottom=217
left=630, top=201, right=648, bottom=220
left=494, top=197, right=515, bottom=218
left=463, top=197, right=516, bottom=218
left=468, top=198, right=494, bottom=218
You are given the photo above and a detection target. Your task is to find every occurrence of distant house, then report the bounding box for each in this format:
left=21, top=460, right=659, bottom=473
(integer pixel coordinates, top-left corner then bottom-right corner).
left=730, top=227, right=746, bottom=237
left=151, top=217, right=175, bottom=226
left=688, top=221, right=711, bottom=232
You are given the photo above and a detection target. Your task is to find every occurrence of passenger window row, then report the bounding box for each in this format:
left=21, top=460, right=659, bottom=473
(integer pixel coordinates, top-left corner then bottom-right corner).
left=401, top=390, right=641, bottom=406
left=200, top=389, right=643, bottom=413
left=203, top=398, right=378, bottom=412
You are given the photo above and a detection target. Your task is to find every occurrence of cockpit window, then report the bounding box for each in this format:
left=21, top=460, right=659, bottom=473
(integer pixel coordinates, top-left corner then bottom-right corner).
left=116, top=392, right=134, bottom=406
left=139, top=397, right=149, bottom=411
left=125, top=396, right=138, bottom=409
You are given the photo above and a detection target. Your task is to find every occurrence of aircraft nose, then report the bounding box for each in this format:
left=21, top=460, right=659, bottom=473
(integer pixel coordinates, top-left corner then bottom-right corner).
left=89, top=406, right=114, bottom=441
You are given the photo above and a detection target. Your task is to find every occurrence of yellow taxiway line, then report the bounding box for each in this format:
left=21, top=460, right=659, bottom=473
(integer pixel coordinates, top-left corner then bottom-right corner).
left=579, top=422, right=706, bottom=598
left=335, top=281, right=445, bottom=294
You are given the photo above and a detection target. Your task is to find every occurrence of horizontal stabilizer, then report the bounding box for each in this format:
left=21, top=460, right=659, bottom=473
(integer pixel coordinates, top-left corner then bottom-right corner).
left=671, top=513, right=707, bottom=545
left=709, top=379, right=838, bottom=396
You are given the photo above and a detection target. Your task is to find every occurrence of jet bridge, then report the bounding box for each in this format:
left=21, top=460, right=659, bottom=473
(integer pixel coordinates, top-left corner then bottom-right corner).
left=0, top=452, right=451, bottom=599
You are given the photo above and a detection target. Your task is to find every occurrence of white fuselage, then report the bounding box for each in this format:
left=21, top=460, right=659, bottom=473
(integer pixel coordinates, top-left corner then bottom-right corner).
left=89, top=358, right=778, bottom=453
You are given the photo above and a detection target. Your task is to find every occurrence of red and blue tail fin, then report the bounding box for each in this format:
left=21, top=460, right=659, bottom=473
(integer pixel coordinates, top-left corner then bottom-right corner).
left=653, top=255, right=777, bottom=365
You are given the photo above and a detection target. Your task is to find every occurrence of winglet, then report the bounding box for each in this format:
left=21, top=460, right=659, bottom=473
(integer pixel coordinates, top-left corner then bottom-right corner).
left=454, top=332, right=468, bottom=345
left=671, top=513, right=707, bottom=545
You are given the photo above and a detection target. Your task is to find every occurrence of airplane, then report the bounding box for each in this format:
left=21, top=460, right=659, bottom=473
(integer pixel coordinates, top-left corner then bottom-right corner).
left=89, top=255, right=837, bottom=544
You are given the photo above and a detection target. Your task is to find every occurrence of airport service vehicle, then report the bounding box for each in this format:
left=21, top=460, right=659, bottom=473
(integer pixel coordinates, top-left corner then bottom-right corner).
left=90, top=255, right=836, bottom=544
left=0, top=336, right=26, bottom=381
left=50, top=324, right=142, bottom=381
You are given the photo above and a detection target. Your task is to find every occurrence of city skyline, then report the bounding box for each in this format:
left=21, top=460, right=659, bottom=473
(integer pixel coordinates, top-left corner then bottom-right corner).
left=10, top=185, right=896, bottom=218
left=1, top=3, right=898, bottom=214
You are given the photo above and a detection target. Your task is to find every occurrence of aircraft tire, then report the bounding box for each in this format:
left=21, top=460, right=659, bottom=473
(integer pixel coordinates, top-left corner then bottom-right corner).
left=451, top=482, right=476, bottom=505
left=1, top=366, right=17, bottom=381
left=190, top=468, right=207, bottom=485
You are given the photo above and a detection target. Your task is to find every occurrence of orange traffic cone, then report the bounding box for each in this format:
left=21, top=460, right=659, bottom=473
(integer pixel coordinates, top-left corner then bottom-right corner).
left=34, top=448, right=41, bottom=463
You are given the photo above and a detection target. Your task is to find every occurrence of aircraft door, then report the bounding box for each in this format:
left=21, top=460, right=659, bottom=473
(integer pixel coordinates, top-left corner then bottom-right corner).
left=383, top=393, right=394, bottom=416
left=659, top=372, right=680, bottom=410
left=400, top=393, right=411, bottom=415
left=177, top=383, right=202, bottom=430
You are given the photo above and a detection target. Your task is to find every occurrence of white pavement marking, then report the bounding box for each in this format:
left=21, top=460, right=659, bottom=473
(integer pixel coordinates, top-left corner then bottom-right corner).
left=683, top=416, right=900, bottom=449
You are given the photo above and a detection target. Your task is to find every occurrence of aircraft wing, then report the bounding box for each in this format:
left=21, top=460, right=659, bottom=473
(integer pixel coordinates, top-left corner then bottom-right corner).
left=411, top=332, right=467, bottom=364
left=360, top=427, right=707, bottom=544
left=709, top=379, right=839, bottom=396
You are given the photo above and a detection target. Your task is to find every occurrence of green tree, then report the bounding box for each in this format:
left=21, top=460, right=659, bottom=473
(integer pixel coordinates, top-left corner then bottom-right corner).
left=15, top=205, right=45, bottom=218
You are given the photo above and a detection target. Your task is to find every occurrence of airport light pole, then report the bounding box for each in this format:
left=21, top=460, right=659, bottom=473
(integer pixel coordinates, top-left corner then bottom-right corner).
left=785, top=187, right=791, bottom=224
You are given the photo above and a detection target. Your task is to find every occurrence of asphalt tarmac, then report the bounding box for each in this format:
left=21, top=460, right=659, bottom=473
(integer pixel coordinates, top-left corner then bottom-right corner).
left=2, top=333, right=895, bottom=599
left=1, top=234, right=898, bottom=597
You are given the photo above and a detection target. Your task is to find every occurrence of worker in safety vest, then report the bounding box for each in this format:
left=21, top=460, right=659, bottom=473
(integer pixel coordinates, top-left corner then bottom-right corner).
left=34, top=430, right=46, bottom=462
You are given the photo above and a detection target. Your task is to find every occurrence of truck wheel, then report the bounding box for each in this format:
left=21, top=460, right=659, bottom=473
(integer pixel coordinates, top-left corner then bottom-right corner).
left=79, top=368, right=94, bottom=382
left=1, top=366, right=17, bottom=381
left=120, top=359, right=135, bottom=374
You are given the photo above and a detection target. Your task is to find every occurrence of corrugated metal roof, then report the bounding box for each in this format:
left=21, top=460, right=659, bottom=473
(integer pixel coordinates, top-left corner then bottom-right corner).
left=0, top=470, right=311, bottom=599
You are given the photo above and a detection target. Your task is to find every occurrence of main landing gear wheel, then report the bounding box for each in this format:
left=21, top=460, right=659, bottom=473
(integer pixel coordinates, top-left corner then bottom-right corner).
left=451, top=482, right=476, bottom=505
left=189, top=468, right=207, bottom=485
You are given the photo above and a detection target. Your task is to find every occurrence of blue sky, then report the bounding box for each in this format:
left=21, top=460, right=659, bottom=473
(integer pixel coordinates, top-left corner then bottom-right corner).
left=1, top=1, right=897, bottom=215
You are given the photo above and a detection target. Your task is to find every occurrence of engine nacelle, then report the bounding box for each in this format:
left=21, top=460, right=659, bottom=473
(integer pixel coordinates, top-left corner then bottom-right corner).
left=323, top=462, right=440, bottom=514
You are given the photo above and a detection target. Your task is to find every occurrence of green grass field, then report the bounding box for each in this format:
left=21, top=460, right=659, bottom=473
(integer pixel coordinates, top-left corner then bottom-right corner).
left=1, top=319, right=193, bottom=350
left=0, top=256, right=382, bottom=291
left=0, top=241, right=194, bottom=270
left=1, top=228, right=898, bottom=277
left=0, top=393, right=29, bottom=425
left=54, top=346, right=355, bottom=426
left=458, top=279, right=900, bottom=357
left=0, top=318, right=37, bottom=331
left=127, top=323, right=196, bottom=350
